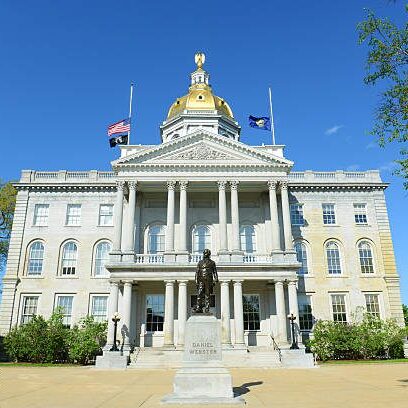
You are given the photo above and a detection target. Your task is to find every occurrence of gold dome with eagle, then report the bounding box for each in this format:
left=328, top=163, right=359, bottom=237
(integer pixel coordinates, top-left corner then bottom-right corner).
left=166, top=52, right=234, bottom=120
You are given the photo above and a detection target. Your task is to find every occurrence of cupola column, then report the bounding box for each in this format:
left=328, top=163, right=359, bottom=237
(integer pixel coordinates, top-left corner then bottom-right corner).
left=280, top=181, right=294, bottom=251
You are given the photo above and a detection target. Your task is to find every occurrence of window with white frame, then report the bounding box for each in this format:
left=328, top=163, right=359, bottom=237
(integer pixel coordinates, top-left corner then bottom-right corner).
left=331, top=294, right=347, bottom=323
left=66, top=204, right=81, bottom=226
left=358, top=241, right=374, bottom=274
left=27, top=241, right=44, bottom=275
left=192, top=225, right=211, bottom=254
left=326, top=241, right=342, bottom=274
left=290, top=203, right=304, bottom=225
left=322, top=203, right=336, bottom=225
left=243, top=294, right=260, bottom=330
left=94, top=241, right=111, bottom=276
left=61, top=241, right=78, bottom=275
left=56, top=295, right=73, bottom=326
left=354, top=203, right=368, bottom=224
left=365, top=294, right=381, bottom=318
left=298, top=295, right=313, bottom=331
left=91, top=296, right=108, bottom=322
left=295, top=241, right=308, bottom=275
left=33, top=204, right=49, bottom=226
left=240, top=225, right=256, bottom=253
left=146, top=294, right=164, bottom=331
left=21, top=296, right=39, bottom=324
left=148, top=225, right=165, bottom=254
left=99, top=204, right=114, bottom=226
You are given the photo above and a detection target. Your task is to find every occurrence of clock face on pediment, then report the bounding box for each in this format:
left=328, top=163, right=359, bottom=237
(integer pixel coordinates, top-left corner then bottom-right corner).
left=112, top=130, right=292, bottom=170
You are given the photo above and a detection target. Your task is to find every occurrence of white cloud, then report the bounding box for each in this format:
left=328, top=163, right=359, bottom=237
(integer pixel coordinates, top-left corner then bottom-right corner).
left=366, top=142, right=378, bottom=149
left=325, top=125, right=344, bottom=136
left=346, top=164, right=360, bottom=171
left=379, top=161, right=398, bottom=173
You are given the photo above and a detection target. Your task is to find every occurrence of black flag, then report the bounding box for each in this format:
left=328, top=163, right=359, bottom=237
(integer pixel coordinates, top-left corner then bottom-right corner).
left=109, top=134, right=128, bottom=148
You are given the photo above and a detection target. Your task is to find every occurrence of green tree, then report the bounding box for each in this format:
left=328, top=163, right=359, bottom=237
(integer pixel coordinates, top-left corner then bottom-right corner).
left=403, top=304, right=408, bottom=326
left=0, top=180, right=17, bottom=271
left=358, top=6, right=408, bottom=188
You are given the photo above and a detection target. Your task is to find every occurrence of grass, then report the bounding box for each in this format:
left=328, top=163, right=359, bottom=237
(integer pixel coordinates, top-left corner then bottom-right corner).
left=320, top=358, right=408, bottom=365
left=0, top=362, right=79, bottom=367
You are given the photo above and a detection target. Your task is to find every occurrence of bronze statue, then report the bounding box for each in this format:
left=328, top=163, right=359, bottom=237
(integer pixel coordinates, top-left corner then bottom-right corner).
left=193, top=249, right=218, bottom=314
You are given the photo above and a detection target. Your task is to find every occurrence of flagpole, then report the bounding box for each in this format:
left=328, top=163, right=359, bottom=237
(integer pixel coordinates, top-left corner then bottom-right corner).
left=128, top=83, right=134, bottom=145
left=268, top=87, right=276, bottom=145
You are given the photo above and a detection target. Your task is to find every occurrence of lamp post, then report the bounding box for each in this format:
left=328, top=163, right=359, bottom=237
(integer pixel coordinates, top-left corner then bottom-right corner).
left=110, top=312, right=121, bottom=352
left=288, top=313, right=299, bottom=350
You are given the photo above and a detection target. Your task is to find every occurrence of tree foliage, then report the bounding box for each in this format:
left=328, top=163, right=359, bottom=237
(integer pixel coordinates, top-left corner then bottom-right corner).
left=358, top=6, right=408, bottom=188
left=0, top=180, right=17, bottom=268
left=309, top=314, right=407, bottom=361
left=403, top=304, right=408, bottom=326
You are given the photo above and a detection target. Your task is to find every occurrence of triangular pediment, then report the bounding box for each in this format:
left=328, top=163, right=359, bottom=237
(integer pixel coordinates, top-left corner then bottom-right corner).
left=112, top=129, right=293, bottom=170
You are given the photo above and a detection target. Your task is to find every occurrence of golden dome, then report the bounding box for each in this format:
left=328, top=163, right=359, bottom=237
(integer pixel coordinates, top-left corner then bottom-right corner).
left=166, top=54, right=234, bottom=120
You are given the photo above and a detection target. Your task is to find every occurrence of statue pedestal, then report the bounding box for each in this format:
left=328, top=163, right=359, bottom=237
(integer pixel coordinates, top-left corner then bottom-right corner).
left=162, top=315, right=244, bottom=404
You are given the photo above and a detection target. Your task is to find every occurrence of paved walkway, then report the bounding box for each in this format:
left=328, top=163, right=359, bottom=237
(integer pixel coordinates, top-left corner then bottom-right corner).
left=0, top=363, right=407, bottom=407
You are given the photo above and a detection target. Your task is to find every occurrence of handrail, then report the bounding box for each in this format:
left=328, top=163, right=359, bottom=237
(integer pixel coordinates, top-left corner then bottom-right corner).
left=270, top=335, right=282, bottom=363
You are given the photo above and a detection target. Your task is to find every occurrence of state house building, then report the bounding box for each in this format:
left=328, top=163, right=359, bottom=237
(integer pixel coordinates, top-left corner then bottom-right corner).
left=0, top=54, right=405, bottom=367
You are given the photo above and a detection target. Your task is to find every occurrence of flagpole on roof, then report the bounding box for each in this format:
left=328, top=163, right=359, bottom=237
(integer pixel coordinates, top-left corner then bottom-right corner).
left=268, top=87, right=276, bottom=145
left=128, top=83, right=134, bottom=145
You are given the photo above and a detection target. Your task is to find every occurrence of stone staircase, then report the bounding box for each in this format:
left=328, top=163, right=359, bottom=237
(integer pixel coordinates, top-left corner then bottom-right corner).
left=128, top=346, right=314, bottom=369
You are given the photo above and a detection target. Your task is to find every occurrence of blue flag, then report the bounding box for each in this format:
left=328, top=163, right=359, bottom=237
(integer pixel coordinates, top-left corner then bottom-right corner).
left=249, top=115, right=271, bottom=131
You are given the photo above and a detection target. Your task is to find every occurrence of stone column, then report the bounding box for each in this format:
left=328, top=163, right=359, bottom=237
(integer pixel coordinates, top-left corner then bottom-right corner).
left=113, top=181, right=125, bottom=254
left=165, top=181, right=176, bottom=261
left=267, top=283, right=276, bottom=343
left=220, top=280, right=232, bottom=346
left=230, top=181, right=242, bottom=261
left=233, top=280, right=245, bottom=347
left=123, top=181, right=137, bottom=261
left=122, top=281, right=133, bottom=351
left=280, top=181, right=293, bottom=251
left=288, top=279, right=302, bottom=345
left=106, top=281, right=119, bottom=349
left=268, top=180, right=281, bottom=252
left=178, top=181, right=189, bottom=262
left=275, top=280, right=288, bottom=345
left=177, top=280, right=188, bottom=347
left=217, top=181, right=228, bottom=259
left=164, top=280, right=175, bottom=347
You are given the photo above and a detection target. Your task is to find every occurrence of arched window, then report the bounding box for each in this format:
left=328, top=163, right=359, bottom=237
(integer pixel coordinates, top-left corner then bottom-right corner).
left=148, top=225, right=165, bottom=254
left=359, top=241, right=374, bottom=273
left=295, top=241, right=308, bottom=275
left=326, top=241, right=342, bottom=275
left=27, top=241, right=44, bottom=275
left=61, top=241, right=78, bottom=275
left=94, top=241, right=111, bottom=276
left=192, top=225, right=211, bottom=254
left=240, top=225, right=256, bottom=253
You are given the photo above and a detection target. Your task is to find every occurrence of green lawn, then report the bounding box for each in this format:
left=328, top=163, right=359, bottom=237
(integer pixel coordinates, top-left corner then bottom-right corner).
left=0, top=362, right=79, bottom=367
left=320, top=358, right=408, bottom=365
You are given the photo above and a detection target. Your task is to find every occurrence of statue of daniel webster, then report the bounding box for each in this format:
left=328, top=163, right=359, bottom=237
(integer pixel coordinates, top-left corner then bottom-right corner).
left=193, top=249, right=219, bottom=314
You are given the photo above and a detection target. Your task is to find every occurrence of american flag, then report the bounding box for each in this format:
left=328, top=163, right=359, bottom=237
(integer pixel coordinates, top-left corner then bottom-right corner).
left=107, top=118, right=131, bottom=136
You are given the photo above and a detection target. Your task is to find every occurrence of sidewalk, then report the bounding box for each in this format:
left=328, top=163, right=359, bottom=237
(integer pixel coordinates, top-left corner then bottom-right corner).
left=0, top=363, right=407, bottom=407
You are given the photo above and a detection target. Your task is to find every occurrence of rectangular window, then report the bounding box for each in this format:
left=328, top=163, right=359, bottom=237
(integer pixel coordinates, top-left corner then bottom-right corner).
left=99, top=204, right=114, bottom=226
left=146, top=294, right=164, bottom=332
left=190, top=294, right=216, bottom=314
left=56, top=295, right=74, bottom=326
left=290, top=203, right=304, bottom=225
left=66, top=204, right=81, bottom=226
left=243, top=294, right=260, bottom=331
left=354, top=203, right=368, bottom=224
left=365, top=294, right=381, bottom=318
left=21, top=296, right=39, bottom=324
left=331, top=294, right=347, bottom=323
left=91, top=296, right=108, bottom=322
left=322, top=203, right=336, bottom=225
left=298, top=295, right=313, bottom=331
left=33, top=204, right=49, bottom=226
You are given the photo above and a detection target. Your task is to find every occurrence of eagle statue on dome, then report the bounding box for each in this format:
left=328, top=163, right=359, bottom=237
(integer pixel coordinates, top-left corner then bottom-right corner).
left=195, top=52, right=205, bottom=69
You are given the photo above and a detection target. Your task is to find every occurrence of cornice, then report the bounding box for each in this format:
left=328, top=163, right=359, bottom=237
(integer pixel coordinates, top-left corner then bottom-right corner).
left=16, top=184, right=116, bottom=192
left=288, top=183, right=387, bottom=191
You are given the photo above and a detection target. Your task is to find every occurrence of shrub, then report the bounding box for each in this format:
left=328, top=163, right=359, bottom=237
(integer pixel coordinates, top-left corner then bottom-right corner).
left=68, top=316, right=107, bottom=365
left=309, top=314, right=407, bottom=361
left=4, top=310, right=69, bottom=363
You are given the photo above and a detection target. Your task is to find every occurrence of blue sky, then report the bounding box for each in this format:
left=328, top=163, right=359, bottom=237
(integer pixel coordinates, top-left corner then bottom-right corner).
left=0, top=1, right=407, bottom=302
